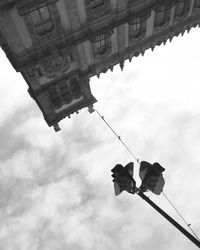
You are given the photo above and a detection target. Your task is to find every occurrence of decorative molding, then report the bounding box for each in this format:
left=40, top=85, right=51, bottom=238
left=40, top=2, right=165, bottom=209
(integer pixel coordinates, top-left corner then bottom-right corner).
left=16, top=0, right=58, bottom=15
left=39, top=48, right=72, bottom=78
left=18, top=0, right=65, bottom=52
left=84, top=0, right=111, bottom=22
left=154, top=0, right=176, bottom=11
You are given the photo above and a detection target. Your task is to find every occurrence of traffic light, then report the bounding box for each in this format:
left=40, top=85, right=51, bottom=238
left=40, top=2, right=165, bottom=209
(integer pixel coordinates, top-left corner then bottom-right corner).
left=111, top=162, right=136, bottom=195
left=139, top=161, right=165, bottom=195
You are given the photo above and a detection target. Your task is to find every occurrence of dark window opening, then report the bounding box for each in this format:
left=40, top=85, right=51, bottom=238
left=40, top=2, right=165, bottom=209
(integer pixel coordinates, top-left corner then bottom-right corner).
left=48, top=78, right=82, bottom=109
left=195, top=0, right=200, bottom=8
left=95, top=37, right=106, bottom=55
left=70, top=78, right=82, bottom=99
left=58, top=81, right=73, bottom=104
left=154, top=6, right=171, bottom=27
left=48, top=86, right=62, bottom=108
left=131, top=18, right=141, bottom=31
left=129, top=17, right=142, bottom=38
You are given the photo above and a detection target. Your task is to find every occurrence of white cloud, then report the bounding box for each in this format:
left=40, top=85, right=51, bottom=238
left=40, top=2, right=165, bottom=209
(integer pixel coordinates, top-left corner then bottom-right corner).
left=1, top=29, right=200, bottom=250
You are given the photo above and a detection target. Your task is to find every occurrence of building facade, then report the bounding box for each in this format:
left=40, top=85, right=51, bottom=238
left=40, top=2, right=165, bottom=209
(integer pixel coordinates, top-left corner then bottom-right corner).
left=0, top=0, right=200, bottom=131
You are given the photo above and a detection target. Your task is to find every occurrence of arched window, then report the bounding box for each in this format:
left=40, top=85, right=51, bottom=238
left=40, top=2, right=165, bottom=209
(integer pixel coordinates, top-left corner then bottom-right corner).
left=128, top=10, right=150, bottom=40
left=48, top=77, right=82, bottom=109
left=92, top=31, right=112, bottom=56
left=58, top=81, right=72, bottom=104
left=155, top=6, right=166, bottom=26
left=86, top=0, right=110, bottom=21
left=129, top=17, right=141, bottom=38
left=195, top=0, right=200, bottom=8
left=30, top=5, right=53, bottom=36
left=90, top=0, right=104, bottom=10
left=154, top=6, right=171, bottom=28
left=174, top=0, right=190, bottom=20
left=95, top=34, right=106, bottom=55
left=70, top=77, right=82, bottom=99
left=48, top=86, right=62, bottom=109
left=175, top=1, right=185, bottom=17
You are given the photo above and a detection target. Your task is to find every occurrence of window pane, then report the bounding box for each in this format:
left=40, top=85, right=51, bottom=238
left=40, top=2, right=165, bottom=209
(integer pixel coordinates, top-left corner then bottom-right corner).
left=132, top=20, right=141, bottom=31
left=96, top=39, right=105, bottom=48
left=40, top=6, right=50, bottom=20
left=90, top=0, right=104, bottom=9
left=30, top=10, right=41, bottom=25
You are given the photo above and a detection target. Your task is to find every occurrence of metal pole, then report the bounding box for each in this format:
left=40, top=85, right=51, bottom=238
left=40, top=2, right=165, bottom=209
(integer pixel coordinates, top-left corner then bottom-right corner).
left=137, top=192, right=200, bottom=248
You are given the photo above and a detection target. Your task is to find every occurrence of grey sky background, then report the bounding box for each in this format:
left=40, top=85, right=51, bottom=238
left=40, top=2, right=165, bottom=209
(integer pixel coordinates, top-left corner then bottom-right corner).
left=0, top=29, right=200, bottom=250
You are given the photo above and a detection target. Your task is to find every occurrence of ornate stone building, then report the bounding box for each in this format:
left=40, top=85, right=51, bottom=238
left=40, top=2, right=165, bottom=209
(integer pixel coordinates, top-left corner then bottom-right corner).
left=0, top=0, right=199, bottom=131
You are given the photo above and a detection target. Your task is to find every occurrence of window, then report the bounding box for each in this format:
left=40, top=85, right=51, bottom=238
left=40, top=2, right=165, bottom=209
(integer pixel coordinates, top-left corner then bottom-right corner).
left=86, top=0, right=110, bottom=21
left=175, top=1, right=185, bottom=17
left=48, top=78, right=82, bottom=109
left=48, top=86, right=62, bottom=109
left=70, top=78, right=82, bottom=99
left=94, top=34, right=105, bottom=47
left=129, top=17, right=146, bottom=39
left=90, top=0, right=104, bottom=9
left=154, top=6, right=171, bottom=27
left=30, top=5, right=53, bottom=36
left=30, top=6, right=50, bottom=24
left=90, top=0, right=105, bottom=15
left=58, top=81, right=72, bottom=104
left=129, top=17, right=141, bottom=38
left=92, top=31, right=112, bottom=56
left=155, top=9, right=165, bottom=26
left=195, top=0, right=200, bottom=8
left=93, top=34, right=106, bottom=55
left=155, top=0, right=175, bottom=11
left=131, top=17, right=141, bottom=31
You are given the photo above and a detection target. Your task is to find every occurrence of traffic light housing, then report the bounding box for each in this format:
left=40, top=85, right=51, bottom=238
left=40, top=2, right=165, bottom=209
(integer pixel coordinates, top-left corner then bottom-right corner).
left=111, top=162, right=136, bottom=195
left=139, top=161, right=165, bottom=195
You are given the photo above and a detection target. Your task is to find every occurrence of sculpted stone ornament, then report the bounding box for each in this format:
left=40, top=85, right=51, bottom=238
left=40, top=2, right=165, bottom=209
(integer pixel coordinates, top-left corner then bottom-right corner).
left=39, top=49, right=71, bottom=78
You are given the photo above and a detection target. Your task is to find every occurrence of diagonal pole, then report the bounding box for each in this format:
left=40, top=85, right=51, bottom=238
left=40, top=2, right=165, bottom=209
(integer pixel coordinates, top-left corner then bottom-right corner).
left=136, top=191, right=200, bottom=248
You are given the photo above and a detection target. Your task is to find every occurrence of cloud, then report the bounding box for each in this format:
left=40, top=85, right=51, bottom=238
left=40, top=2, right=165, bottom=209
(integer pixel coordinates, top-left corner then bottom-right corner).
left=1, top=30, right=200, bottom=250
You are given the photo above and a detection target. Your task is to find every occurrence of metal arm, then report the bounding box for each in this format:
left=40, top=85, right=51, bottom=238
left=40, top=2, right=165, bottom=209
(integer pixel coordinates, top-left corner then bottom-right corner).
left=136, top=191, right=200, bottom=248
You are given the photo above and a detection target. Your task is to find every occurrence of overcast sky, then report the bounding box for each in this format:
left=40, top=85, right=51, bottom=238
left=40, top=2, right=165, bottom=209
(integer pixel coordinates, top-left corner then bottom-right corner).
left=0, top=28, right=200, bottom=250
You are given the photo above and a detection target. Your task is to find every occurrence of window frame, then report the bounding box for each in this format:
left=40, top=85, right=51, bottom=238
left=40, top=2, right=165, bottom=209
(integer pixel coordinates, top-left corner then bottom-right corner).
left=48, top=77, right=82, bottom=109
left=154, top=5, right=171, bottom=28
left=29, top=5, right=53, bottom=36
left=129, top=17, right=146, bottom=39
left=17, top=0, right=56, bottom=36
left=195, top=0, right=200, bottom=8
left=90, top=0, right=104, bottom=9
left=92, top=31, right=112, bottom=56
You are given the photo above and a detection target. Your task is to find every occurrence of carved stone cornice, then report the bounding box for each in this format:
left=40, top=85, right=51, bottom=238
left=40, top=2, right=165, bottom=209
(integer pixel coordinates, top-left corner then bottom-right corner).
left=16, top=0, right=58, bottom=15
left=82, top=12, right=200, bottom=79
left=85, top=0, right=111, bottom=22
